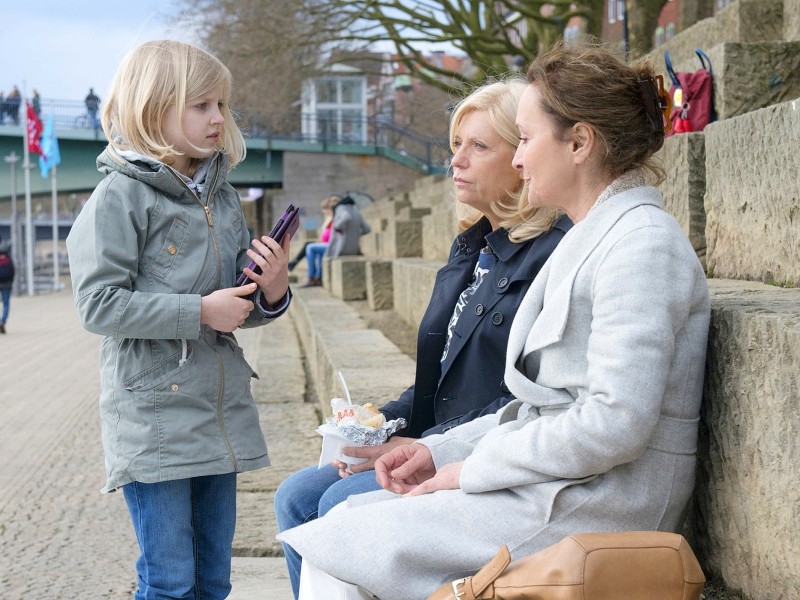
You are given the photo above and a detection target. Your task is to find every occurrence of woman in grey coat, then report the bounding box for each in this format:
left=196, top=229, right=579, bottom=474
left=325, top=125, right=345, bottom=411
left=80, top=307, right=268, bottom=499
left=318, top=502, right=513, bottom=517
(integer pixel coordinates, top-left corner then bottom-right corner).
left=278, top=43, right=711, bottom=599
left=325, top=194, right=371, bottom=257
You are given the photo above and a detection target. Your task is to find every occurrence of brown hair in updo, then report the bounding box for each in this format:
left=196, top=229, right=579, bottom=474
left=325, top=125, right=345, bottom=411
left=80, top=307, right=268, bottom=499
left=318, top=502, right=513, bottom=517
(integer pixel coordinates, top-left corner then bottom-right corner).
left=526, top=41, right=665, bottom=183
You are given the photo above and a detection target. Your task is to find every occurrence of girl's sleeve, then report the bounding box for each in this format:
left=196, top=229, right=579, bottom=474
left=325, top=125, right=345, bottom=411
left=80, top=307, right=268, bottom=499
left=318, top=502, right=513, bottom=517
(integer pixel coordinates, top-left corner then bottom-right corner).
left=66, top=176, right=201, bottom=340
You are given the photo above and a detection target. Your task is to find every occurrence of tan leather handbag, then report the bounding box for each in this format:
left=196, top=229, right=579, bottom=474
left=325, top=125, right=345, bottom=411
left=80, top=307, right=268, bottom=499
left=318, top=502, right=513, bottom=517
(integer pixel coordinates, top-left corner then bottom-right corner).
left=428, top=531, right=705, bottom=600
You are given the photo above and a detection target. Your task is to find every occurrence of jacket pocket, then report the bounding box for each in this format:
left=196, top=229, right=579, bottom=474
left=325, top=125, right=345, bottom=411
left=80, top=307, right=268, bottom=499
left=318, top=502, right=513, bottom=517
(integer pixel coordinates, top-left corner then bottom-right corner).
left=122, top=349, right=196, bottom=392
left=149, top=217, right=189, bottom=281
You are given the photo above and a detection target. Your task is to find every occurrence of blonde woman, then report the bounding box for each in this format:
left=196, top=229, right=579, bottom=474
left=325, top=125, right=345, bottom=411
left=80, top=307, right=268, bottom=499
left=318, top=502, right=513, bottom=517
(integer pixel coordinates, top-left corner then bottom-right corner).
left=67, top=40, right=290, bottom=599
left=275, top=78, right=571, bottom=598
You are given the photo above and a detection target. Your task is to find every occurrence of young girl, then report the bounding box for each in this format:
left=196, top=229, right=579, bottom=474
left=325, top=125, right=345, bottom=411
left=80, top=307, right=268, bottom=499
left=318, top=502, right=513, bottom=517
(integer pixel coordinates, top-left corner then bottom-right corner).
left=66, top=40, right=290, bottom=599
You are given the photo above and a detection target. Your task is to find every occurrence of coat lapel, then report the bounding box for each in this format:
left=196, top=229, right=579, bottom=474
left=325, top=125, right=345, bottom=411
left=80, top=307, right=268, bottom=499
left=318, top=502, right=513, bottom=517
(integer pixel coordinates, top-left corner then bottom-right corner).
left=512, top=187, right=663, bottom=358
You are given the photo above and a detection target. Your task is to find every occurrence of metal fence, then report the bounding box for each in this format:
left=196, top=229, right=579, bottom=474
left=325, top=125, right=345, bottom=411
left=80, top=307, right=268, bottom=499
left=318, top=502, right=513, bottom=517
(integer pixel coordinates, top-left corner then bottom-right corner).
left=0, top=99, right=451, bottom=173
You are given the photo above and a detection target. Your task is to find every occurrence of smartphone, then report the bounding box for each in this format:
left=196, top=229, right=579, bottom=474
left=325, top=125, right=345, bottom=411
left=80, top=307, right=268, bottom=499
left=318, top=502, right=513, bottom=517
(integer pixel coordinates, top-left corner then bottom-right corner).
left=236, top=204, right=300, bottom=286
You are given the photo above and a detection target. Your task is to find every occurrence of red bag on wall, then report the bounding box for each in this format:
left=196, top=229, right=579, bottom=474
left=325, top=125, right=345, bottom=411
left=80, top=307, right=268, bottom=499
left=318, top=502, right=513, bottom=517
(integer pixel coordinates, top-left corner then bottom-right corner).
left=664, top=49, right=715, bottom=135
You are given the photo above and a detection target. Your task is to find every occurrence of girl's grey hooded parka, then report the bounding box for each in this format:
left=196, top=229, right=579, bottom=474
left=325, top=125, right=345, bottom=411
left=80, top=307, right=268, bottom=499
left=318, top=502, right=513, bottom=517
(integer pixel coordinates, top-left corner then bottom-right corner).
left=67, top=148, right=280, bottom=492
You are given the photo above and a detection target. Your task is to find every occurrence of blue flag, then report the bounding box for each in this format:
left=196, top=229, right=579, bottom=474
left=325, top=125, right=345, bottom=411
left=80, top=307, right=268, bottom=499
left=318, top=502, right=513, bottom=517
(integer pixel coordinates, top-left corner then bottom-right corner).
left=39, top=114, right=61, bottom=178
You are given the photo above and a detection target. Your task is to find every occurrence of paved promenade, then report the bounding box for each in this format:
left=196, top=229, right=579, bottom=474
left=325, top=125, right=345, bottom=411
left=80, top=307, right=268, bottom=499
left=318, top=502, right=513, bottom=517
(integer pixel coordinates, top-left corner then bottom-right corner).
left=0, top=285, right=323, bottom=599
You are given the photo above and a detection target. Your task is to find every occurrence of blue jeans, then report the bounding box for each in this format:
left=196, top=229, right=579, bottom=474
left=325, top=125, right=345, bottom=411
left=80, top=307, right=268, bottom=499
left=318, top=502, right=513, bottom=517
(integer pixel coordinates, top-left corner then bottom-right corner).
left=305, top=243, right=328, bottom=279
left=274, top=465, right=382, bottom=598
left=123, top=473, right=237, bottom=600
left=1, top=288, right=10, bottom=324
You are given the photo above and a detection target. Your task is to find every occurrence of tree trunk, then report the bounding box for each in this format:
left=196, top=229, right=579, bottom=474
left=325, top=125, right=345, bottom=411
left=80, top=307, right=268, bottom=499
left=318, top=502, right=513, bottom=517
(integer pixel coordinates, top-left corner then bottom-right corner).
left=627, top=0, right=669, bottom=58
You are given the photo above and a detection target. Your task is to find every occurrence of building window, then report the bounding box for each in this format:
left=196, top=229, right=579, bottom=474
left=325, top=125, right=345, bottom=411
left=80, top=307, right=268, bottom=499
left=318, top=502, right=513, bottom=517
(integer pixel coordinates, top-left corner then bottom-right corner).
left=302, top=75, right=368, bottom=143
left=564, top=24, right=581, bottom=45
left=608, top=0, right=616, bottom=23
left=617, top=0, right=625, bottom=20
left=654, top=26, right=665, bottom=47
left=666, top=22, right=676, bottom=41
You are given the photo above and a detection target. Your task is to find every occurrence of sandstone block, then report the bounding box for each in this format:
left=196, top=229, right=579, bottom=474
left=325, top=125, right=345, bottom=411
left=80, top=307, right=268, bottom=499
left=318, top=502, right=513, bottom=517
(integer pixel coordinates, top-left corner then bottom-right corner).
left=657, top=132, right=707, bottom=266
left=366, top=260, right=394, bottom=310
left=786, top=0, right=800, bottom=41
left=422, top=203, right=458, bottom=262
left=690, top=279, right=800, bottom=600
left=706, top=41, right=800, bottom=121
left=646, top=0, right=783, bottom=84
left=328, top=257, right=367, bottom=300
left=384, top=219, right=423, bottom=258
left=704, top=100, right=800, bottom=285
left=392, top=258, right=442, bottom=331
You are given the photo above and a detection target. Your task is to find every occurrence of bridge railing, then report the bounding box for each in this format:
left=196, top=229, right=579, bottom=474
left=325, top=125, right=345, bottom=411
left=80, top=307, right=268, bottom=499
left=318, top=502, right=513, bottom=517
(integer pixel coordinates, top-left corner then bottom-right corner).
left=243, top=111, right=451, bottom=173
left=1, top=99, right=452, bottom=174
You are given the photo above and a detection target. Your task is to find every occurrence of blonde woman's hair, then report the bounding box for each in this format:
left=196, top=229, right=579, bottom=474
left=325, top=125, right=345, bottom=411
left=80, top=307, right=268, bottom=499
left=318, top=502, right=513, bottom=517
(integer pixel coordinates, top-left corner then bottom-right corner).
left=102, top=40, right=246, bottom=170
left=449, top=78, right=559, bottom=242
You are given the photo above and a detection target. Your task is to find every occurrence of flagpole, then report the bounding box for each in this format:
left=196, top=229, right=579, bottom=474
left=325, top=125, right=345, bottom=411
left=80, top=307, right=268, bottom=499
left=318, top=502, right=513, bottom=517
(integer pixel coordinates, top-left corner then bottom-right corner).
left=22, top=89, right=35, bottom=296
left=51, top=163, right=59, bottom=290
left=3, top=152, right=20, bottom=296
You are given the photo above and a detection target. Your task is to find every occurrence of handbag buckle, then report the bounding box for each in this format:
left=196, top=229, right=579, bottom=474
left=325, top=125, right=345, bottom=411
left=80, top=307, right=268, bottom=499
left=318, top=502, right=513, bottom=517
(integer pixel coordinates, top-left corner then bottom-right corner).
left=451, top=578, right=468, bottom=599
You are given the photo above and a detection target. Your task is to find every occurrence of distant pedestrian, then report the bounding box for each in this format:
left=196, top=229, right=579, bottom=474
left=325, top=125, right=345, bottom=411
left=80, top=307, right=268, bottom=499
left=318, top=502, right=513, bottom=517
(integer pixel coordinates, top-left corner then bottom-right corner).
left=5, top=86, right=21, bottom=125
left=32, top=89, right=41, bottom=117
left=67, top=40, right=290, bottom=599
left=0, top=237, right=15, bottom=333
left=325, top=194, right=371, bottom=258
left=84, top=87, right=100, bottom=129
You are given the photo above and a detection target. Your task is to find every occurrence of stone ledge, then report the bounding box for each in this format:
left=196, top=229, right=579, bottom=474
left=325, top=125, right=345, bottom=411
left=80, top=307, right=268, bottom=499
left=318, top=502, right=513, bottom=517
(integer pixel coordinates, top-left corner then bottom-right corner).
left=392, top=258, right=443, bottom=331
left=691, top=279, right=800, bottom=600
left=703, top=99, right=800, bottom=285
left=288, top=286, right=416, bottom=417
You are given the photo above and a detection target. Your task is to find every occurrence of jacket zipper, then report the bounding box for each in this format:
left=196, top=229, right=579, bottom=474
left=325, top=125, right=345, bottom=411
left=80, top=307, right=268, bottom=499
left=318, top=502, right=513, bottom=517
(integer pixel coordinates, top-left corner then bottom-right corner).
left=166, top=162, right=238, bottom=470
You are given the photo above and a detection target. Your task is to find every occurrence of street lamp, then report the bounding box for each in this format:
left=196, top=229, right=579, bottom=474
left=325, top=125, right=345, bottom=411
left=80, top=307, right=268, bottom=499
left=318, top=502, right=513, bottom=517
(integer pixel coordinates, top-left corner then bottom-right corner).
left=3, top=152, right=20, bottom=296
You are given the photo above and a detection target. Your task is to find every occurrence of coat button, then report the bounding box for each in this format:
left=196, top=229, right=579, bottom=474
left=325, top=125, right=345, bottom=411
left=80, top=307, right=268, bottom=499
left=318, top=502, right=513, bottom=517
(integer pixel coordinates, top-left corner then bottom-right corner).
left=491, top=312, right=503, bottom=325
left=168, top=245, right=177, bottom=255
left=475, top=304, right=484, bottom=315
left=498, top=277, right=509, bottom=288
left=171, top=383, right=179, bottom=391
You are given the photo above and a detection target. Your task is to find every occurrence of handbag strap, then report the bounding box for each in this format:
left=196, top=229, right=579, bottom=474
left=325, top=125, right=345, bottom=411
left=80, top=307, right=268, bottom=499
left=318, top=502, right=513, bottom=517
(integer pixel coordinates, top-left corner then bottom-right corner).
left=664, top=50, right=680, bottom=87
left=694, top=48, right=713, bottom=75
left=429, top=545, right=511, bottom=600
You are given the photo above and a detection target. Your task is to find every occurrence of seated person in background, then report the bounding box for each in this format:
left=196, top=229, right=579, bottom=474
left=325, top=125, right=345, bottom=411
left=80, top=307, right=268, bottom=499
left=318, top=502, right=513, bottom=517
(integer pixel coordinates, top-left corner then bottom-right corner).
left=293, top=195, right=337, bottom=287
left=274, top=77, right=572, bottom=598
left=324, top=194, right=371, bottom=257
left=279, top=42, right=711, bottom=600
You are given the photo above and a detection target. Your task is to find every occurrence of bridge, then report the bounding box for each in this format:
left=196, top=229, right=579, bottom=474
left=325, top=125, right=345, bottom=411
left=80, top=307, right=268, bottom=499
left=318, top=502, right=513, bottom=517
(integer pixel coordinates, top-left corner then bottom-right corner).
left=0, top=99, right=449, bottom=201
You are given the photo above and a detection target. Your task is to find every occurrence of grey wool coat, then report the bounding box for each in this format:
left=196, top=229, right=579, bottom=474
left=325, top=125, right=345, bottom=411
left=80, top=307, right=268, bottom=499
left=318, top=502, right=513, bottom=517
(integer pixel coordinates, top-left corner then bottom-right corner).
left=278, top=176, right=711, bottom=600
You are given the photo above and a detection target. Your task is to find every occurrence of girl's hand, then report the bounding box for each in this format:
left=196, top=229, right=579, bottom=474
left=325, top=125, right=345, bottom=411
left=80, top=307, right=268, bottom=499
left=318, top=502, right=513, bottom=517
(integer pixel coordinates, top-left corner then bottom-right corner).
left=375, top=443, right=436, bottom=495
left=333, top=436, right=416, bottom=478
left=242, top=234, right=291, bottom=305
left=200, top=284, right=257, bottom=332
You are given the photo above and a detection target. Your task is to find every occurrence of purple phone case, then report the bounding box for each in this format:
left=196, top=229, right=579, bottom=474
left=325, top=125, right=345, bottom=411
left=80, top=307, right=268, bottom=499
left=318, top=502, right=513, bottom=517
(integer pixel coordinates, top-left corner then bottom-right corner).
left=236, top=204, right=300, bottom=286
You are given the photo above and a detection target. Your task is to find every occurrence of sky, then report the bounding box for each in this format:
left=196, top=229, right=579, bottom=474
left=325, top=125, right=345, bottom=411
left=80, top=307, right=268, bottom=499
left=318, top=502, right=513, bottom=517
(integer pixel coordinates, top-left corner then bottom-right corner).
left=1, top=0, right=198, bottom=103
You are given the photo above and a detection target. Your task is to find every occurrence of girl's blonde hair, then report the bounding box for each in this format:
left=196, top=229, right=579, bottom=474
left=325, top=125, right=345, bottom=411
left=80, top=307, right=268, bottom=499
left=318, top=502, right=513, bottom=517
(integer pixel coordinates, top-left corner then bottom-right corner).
left=449, top=78, right=560, bottom=242
left=102, top=40, right=246, bottom=170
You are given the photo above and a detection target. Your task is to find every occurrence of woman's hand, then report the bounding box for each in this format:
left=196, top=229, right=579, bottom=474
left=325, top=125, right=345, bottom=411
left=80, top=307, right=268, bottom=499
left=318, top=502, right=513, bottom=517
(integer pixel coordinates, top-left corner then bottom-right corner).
left=333, top=436, right=416, bottom=478
left=242, top=234, right=291, bottom=306
left=375, top=443, right=436, bottom=495
left=402, top=461, right=463, bottom=497
left=200, top=284, right=256, bottom=332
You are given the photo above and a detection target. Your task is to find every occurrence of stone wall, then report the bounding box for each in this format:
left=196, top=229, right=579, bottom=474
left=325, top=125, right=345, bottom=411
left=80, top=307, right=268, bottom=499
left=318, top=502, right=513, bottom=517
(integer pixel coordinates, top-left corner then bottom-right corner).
left=704, top=100, right=800, bottom=285
left=656, top=133, right=707, bottom=266
left=693, top=280, right=800, bottom=599
left=785, top=0, right=800, bottom=41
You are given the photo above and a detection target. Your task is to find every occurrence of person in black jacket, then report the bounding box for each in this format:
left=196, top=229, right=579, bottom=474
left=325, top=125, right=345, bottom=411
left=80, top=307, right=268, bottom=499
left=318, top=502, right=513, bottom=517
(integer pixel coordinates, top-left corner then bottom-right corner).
left=274, top=78, right=571, bottom=598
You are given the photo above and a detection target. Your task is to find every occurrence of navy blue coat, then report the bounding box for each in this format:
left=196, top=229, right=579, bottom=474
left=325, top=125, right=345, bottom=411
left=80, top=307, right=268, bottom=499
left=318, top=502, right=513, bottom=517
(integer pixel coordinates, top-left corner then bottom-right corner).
left=380, top=214, right=572, bottom=438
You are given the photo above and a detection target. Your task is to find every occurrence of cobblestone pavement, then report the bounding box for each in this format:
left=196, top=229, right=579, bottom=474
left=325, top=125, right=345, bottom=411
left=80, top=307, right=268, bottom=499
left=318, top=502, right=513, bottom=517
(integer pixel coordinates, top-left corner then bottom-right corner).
left=0, top=287, right=319, bottom=599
